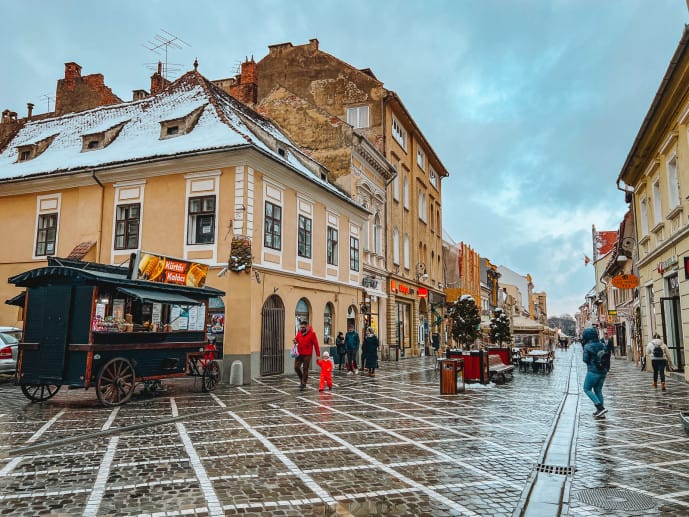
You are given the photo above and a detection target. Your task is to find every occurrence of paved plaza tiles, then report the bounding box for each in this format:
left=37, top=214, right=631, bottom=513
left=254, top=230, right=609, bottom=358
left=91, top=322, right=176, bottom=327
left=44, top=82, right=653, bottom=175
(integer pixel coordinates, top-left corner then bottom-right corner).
left=0, top=347, right=688, bottom=516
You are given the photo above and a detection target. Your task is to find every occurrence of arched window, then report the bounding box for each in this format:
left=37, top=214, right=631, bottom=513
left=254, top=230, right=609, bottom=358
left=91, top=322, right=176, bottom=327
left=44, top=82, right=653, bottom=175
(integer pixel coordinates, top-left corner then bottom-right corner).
left=374, top=213, right=382, bottom=255
left=295, top=298, right=310, bottom=331
left=324, top=303, right=334, bottom=344
left=393, top=227, right=399, bottom=265
left=404, top=233, right=410, bottom=269
left=403, top=176, right=409, bottom=209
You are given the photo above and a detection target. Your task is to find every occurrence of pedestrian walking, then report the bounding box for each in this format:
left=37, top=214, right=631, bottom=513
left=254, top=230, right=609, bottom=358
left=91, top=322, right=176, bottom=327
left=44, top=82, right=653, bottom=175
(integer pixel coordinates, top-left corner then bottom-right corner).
left=316, top=351, right=334, bottom=391
left=335, top=331, right=346, bottom=371
left=646, top=333, right=675, bottom=391
left=582, top=327, right=610, bottom=418
left=362, top=327, right=379, bottom=377
left=344, top=324, right=360, bottom=375
left=293, top=319, right=320, bottom=390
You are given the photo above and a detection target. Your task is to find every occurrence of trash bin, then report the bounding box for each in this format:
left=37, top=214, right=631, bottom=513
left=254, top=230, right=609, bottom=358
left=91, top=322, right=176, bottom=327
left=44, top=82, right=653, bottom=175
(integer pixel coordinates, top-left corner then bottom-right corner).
left=440, top=358, right=464, bottom=394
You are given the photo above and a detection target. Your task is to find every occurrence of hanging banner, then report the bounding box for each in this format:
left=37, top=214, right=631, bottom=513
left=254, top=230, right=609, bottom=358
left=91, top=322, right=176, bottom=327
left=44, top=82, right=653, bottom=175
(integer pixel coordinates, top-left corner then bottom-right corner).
left=133, top=251, right=208, bottom=287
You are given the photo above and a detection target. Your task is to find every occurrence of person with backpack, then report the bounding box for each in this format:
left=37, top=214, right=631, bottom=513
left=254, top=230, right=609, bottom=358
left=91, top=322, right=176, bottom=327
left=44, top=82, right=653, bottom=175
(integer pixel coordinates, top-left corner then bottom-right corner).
left=582, top=327, right=610, bottom=418
left=645, top=333, right=675, bottom=391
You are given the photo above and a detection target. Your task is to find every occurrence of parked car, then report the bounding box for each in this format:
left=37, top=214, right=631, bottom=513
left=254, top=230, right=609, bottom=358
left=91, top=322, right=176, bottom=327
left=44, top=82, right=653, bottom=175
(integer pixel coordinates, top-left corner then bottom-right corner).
left=0, top=330, right=20, bottom=375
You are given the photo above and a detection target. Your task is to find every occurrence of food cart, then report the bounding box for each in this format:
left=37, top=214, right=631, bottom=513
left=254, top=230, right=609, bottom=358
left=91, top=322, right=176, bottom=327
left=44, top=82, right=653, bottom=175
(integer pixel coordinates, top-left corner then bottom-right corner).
left=9, top=256, right=225, bottom=406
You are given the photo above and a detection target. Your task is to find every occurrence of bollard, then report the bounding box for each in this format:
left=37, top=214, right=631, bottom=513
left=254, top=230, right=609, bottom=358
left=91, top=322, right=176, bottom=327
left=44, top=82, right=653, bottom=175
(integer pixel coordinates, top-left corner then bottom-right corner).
left=229, top=360, right=243, bottom=386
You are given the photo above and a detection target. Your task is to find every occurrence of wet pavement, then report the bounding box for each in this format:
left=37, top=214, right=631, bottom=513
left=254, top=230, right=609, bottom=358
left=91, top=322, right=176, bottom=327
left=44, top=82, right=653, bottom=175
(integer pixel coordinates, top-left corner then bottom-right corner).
left=0, top=347, right=688, bottom=516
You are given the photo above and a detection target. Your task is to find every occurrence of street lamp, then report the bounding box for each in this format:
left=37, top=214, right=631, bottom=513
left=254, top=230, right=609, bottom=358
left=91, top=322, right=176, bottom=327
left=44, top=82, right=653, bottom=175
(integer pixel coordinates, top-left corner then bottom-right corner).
left=415, top=262, right=428, bottom=281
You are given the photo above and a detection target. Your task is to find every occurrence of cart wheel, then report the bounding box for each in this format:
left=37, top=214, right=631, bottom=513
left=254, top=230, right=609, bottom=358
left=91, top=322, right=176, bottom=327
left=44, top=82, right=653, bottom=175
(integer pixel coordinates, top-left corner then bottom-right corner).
left=97, top=358, right=136, bottom=406
left=20, top=384, right=61, bottom=402
left=202, top=360, right=220, bottom=392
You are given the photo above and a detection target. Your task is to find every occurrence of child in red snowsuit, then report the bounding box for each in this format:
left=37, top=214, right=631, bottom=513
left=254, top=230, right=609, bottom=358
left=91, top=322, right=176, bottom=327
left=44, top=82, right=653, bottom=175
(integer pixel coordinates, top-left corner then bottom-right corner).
left=316, top=351, right=334, bottom=391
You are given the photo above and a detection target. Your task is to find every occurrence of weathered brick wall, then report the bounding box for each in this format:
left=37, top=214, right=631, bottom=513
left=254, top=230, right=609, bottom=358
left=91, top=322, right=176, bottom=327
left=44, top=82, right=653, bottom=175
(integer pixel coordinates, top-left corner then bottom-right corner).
left=55, top=63, right=122, bottom=115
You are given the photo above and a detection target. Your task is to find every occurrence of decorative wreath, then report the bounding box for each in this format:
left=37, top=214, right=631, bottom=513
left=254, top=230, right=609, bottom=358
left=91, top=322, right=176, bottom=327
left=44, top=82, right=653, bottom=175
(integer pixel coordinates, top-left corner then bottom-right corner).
left=229, top=236, right=253, bottom=272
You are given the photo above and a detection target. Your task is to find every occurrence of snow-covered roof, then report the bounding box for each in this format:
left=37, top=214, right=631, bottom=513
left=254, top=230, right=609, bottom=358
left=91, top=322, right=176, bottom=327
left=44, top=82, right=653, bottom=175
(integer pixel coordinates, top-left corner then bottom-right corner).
left=0, top=71, right=355, bottom=207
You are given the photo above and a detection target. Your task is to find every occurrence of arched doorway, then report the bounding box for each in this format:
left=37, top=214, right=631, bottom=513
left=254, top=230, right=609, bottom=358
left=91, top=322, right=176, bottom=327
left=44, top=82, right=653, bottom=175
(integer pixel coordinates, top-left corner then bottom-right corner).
left=261, top=295, right=285, bottom=376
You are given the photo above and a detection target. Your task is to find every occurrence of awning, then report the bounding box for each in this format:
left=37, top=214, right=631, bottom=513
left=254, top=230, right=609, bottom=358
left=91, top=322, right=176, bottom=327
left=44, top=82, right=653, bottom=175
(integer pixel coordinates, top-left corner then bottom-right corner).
left=116, top=287, right=202, bottom=305
left=5, top=291, right=26, bottom=307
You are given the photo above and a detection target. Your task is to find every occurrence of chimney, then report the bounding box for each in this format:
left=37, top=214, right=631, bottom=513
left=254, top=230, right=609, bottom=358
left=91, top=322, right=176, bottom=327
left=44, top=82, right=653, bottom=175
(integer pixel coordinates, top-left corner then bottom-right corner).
left=27, top=102, right=34, bottom=119
left=132, top=89, right=149, bottom=101
left=229, top=57, right=257, bottom=105
left=64, top=62, right=82, bottom=91
left=309, top=38, right=319, bottom=50
left=150, top=61, right=170, bottom=95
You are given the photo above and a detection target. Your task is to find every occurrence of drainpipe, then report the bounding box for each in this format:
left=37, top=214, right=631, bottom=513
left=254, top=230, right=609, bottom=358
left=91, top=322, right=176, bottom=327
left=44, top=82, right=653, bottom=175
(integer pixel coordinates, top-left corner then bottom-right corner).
left=91, top=170, right=104, bottom=263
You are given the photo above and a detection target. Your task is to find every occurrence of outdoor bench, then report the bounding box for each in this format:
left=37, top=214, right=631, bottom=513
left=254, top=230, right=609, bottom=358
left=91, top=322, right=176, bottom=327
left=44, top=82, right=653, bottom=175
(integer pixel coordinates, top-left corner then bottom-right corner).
left=488, top=354, right=514, bottom=384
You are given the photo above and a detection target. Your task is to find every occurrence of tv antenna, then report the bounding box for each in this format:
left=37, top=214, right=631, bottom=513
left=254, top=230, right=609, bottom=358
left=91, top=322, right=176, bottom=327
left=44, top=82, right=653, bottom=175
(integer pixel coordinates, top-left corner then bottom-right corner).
left=143, top=29, right=191, bottom=81
left=40, top=94, right=55, bottom=112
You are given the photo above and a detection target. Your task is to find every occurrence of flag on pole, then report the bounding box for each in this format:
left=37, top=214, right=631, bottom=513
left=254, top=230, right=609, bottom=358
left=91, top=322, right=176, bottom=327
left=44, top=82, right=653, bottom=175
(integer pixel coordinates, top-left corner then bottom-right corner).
left=584, top=255, right=591, bottom=266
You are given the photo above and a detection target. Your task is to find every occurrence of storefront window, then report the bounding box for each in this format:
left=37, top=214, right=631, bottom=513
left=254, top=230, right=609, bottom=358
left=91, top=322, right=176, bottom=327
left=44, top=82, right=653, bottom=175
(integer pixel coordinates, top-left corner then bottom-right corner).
left=296, top=298, right=310, bottom=330
left=323, top=303, right=333, bottom=345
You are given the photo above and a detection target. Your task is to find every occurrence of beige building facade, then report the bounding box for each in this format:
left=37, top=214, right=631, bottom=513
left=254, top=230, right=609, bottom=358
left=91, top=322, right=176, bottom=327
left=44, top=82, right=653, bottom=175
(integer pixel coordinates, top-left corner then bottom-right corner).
left=617, top=27, right=689, bottom=380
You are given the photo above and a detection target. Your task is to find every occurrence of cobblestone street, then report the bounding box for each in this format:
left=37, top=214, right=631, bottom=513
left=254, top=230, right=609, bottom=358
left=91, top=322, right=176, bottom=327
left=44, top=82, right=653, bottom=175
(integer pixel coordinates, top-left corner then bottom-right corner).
left=1, top=347, right=688, bottom=516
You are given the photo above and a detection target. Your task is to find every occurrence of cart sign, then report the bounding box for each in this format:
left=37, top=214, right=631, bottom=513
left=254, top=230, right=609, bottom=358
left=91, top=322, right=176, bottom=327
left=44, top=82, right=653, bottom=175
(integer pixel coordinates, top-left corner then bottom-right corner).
left=134, top=252, right=208, bottom=287
left=611, top=274, right=639, bottom=289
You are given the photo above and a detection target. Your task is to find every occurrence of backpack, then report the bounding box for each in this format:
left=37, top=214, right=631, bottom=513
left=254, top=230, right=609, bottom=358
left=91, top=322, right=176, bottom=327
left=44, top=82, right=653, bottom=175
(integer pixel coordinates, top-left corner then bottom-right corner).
left=595, top=347, right=611, bottom=371
left=652, top=345, right=664, bottom=358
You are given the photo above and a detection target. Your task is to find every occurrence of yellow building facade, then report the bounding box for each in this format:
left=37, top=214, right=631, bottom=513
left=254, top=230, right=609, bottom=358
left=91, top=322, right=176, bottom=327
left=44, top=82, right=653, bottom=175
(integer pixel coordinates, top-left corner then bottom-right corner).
left=0, top=70, right=368, bottom=381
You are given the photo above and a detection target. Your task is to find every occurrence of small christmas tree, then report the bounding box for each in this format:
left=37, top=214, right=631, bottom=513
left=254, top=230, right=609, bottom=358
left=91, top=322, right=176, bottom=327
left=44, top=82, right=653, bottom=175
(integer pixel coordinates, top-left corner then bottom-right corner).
left=489, top=308, right=511, bottom=347
left=447, top=295, right=481, bottom=349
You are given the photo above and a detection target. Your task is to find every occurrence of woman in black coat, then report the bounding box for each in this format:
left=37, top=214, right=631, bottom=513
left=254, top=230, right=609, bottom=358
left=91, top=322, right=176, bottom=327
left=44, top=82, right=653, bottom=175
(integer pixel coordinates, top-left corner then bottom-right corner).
left=362, top=328, right=379, bottom=377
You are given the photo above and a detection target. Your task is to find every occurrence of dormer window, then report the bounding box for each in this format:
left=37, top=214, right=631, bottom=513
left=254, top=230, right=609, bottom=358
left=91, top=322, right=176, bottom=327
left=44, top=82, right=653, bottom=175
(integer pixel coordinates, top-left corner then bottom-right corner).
left=81, top=120, right=128, bottom=152
left=277, top=147, right=286, bottom=157
left=159, top=104, right=206, bottom=140
left=15, top=134, right=57, bottom=163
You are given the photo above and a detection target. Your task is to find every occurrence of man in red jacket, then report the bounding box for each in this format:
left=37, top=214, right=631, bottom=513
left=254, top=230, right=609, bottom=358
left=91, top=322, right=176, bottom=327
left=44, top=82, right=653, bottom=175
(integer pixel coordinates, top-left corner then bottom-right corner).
left=293, top=319, right=321, bottom=390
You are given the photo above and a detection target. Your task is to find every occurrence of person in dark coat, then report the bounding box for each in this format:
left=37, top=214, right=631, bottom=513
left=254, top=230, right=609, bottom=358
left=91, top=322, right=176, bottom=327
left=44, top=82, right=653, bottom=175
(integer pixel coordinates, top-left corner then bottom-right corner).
left=335, top=332, right=346, bottom=371
left=344, top=324, right=360, bottom=374
left=362, top=327, right=379, bottom=377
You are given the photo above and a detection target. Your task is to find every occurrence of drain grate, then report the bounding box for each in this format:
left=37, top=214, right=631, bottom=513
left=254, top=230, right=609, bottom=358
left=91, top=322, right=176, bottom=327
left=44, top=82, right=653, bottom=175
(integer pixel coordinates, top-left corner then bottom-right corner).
left=575, top=488, right=657, bottom=511
left=535, top=463, right=576, bottom=475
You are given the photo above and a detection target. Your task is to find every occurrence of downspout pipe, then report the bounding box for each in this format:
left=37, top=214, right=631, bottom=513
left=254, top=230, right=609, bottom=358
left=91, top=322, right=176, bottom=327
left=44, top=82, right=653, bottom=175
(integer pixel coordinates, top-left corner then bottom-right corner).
left=91, top=170, right=104, bottom=263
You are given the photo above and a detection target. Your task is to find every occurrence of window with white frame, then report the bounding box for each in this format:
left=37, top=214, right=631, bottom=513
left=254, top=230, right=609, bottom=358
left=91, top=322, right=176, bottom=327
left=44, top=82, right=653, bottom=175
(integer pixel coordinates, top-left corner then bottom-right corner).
left=264, top=201, right=282, bottom=250
left=418, top=191, right=427, bottom=222
left=403, top=233, right=410, bottom=269
left=298, top=214, right=312, bottom=258
left=403, top=176, right=409, bottom=209
left=392, top=116, right=407, bottom=150
left=187, top=195, right=216, bottom=244
left=327, top=226, right=338, bottom=266
left=652, top=179, right=662, bottom=226
left=430, top=167, right=438, bottom=188
left=393, top=227, right=400, bottom=265
left=114, top=203, right=140, bottom=250
left=640, top=196, right=649, bottom=236
left=346, top=106, right=369, bottom=129
left=34, top=194, right=60, bottom=257
left=350, top=236, right=359, bottom=271
left=667, top=155, right=680, bottom=209
left=35, top=213, right=58, bottom=256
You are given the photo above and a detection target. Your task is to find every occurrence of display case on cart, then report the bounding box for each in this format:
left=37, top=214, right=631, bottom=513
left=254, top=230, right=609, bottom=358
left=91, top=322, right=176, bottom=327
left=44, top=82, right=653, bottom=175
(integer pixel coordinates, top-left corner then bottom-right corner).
left=9, top=256, right=225, bottom=406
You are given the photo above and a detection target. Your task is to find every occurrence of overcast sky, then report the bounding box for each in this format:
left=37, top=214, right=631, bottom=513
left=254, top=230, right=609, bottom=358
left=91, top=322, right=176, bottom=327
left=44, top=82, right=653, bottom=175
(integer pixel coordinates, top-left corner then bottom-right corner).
left=1, top=0, right=687, bottom=317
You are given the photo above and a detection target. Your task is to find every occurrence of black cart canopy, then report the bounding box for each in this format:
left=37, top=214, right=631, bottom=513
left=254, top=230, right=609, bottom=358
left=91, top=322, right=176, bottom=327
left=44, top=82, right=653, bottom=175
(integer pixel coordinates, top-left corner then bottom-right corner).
left=8, top=258, right=225, bottom=301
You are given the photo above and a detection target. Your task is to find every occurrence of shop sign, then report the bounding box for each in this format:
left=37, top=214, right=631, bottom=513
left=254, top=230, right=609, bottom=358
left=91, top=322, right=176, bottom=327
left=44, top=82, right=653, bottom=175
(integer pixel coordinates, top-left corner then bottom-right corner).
left=607, top=309, right=617, bottom=315
left=418, top=287, right=428, bottom=298
left=134, top=251, right=208, bottom=287
left=657, top=255, right=678, bottom=274
left=685, top=257, right=689, bottom=280
left=611, top=274, right=639, bottom=289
